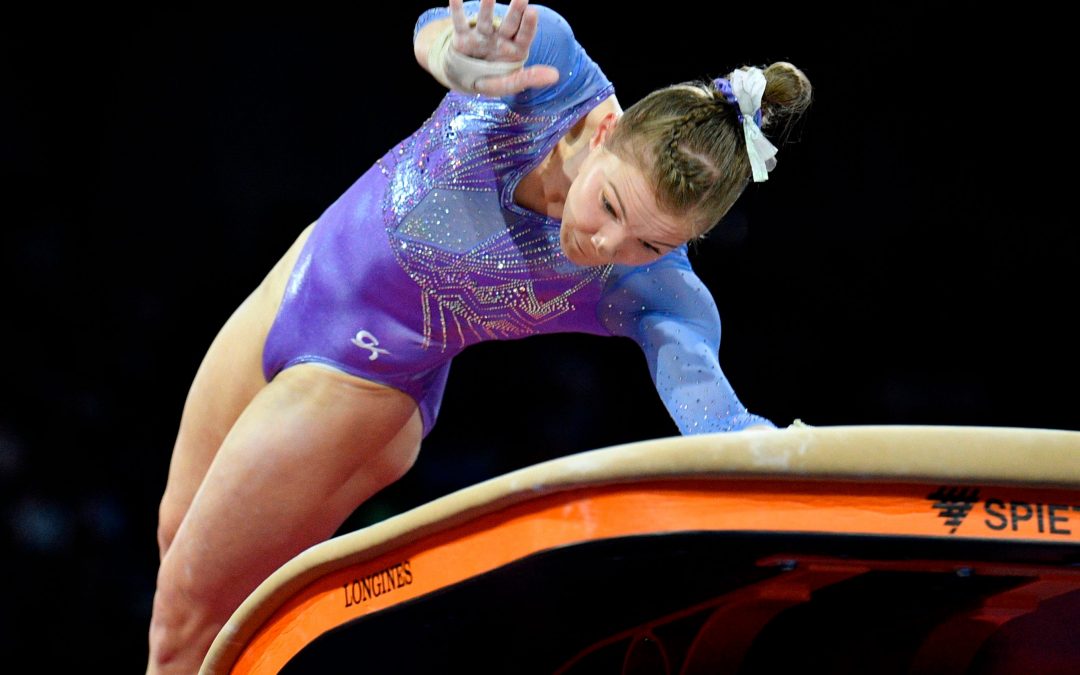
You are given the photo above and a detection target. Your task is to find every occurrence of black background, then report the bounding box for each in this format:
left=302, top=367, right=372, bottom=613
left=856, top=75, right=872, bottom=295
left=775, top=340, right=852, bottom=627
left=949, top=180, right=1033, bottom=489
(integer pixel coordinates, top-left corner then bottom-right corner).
left=2, top=2, right=1076, bottom=670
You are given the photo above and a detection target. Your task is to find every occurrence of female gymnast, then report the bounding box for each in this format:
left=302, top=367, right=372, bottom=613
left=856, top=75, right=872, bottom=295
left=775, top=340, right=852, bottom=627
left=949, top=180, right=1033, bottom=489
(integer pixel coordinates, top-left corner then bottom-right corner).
left=147, top=0, right=812, bottom=671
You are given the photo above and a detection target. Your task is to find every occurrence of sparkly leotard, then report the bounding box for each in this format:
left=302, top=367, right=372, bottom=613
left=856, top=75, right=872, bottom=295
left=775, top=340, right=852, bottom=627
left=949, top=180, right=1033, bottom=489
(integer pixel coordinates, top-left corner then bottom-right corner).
left=262, top=2, right=775, bottom=438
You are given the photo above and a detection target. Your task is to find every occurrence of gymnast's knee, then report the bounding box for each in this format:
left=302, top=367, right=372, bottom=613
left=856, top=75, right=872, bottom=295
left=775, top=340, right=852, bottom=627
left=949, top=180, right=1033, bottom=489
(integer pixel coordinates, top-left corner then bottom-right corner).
left=148, top=555, right=226, bottom=671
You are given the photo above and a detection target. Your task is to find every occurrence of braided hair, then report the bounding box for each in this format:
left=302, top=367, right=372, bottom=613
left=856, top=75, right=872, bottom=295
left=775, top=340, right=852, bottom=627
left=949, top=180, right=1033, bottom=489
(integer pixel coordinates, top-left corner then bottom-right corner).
left=606, top=61, right=812, bottom=239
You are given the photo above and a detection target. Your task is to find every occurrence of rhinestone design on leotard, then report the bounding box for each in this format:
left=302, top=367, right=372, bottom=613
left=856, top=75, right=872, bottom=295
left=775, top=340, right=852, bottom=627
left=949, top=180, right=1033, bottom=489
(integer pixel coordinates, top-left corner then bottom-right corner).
left=380, top=91, right=613, bottom=352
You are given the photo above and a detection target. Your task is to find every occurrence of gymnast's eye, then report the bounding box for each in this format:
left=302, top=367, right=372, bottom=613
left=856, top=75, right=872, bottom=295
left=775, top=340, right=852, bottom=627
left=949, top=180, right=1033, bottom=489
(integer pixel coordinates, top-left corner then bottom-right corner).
left=602, top=194, right=617, bottom=218
left=641, top=241, right=662, bottom=255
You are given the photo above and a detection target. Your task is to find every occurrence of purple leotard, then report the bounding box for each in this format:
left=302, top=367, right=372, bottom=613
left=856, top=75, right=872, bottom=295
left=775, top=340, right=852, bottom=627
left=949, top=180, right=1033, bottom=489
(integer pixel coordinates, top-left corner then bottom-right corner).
left=262, top=2, right=775, bottom=438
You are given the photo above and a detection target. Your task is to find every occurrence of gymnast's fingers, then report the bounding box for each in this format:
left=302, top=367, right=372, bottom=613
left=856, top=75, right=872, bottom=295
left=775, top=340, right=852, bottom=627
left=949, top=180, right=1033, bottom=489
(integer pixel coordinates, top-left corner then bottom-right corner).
left=449, top=0, right=470, bottom=35
left=476, top=0, right=496, bottom=35
left=512, top=6, right=539, bottom=54
left=499, top=0, right=527, bottom=39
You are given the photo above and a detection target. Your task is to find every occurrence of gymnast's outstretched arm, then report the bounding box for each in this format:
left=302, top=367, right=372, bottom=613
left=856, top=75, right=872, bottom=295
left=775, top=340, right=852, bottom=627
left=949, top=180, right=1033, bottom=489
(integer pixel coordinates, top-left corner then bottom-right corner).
left=599, top=252, right=778, bottom=434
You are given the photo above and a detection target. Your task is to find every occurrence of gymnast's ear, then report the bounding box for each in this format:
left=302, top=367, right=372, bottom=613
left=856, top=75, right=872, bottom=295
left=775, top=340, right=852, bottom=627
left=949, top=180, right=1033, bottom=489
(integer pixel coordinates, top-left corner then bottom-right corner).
left=590, top=111, right=621, bottom=149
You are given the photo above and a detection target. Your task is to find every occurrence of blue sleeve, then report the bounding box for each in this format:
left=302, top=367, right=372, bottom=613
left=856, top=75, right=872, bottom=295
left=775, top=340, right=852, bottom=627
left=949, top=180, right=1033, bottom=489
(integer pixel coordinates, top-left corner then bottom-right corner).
left=414, top=2, right=612, bottom=114
left=598, top=250, right=777, bottom=434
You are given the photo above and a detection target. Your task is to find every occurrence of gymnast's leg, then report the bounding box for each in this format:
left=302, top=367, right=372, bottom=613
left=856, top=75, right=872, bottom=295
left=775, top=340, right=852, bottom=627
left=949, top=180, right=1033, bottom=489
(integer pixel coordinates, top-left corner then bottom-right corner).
left=156, top=221, right=317, bottom=558
left=146, top=363, right=423, bottom=674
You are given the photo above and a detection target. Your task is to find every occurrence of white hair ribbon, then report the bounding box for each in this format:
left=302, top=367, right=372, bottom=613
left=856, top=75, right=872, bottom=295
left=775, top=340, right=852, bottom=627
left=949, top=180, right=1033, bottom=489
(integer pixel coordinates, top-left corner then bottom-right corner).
left=729, top=68, right=779, bottom=182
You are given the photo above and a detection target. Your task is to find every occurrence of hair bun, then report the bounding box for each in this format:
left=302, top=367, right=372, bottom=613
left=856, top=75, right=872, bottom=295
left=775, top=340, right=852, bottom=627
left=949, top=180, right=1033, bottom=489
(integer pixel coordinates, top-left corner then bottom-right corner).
left=759, top=62, right=813, bottom=130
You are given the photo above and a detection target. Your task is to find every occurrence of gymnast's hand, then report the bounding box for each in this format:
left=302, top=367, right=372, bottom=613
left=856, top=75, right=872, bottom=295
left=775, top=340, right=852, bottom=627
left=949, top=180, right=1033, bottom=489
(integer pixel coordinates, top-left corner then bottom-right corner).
left=447, top=0, right=559, bottom=96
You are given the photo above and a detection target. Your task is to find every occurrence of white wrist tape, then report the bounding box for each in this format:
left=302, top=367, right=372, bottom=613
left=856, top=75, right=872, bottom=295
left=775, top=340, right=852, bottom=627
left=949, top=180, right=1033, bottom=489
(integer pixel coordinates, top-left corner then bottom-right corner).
left=427, top=19, right=525, bottom=94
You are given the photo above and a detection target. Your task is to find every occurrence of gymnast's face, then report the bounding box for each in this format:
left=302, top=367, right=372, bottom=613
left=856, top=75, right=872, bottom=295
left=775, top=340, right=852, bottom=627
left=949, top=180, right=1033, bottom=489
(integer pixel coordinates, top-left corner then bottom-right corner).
left=560, top=115, right=688, bottom=267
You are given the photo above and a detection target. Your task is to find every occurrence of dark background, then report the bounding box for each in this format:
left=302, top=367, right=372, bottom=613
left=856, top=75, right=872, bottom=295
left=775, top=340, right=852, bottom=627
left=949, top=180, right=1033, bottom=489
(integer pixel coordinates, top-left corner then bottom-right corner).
left=2, top=2, right=1076, bottom=670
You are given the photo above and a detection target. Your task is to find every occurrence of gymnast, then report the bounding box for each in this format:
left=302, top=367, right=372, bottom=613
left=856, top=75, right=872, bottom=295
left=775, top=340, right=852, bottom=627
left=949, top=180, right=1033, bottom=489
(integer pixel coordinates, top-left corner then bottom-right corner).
left=146, top=0, right=812, bottom=671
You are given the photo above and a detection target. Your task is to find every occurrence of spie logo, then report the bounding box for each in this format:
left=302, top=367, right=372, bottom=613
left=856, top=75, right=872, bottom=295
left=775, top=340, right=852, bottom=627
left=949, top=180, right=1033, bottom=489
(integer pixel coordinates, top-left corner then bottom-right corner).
left=927, top=486, right=1079, bottom=537
left=927, top=486, right=981, bottom=534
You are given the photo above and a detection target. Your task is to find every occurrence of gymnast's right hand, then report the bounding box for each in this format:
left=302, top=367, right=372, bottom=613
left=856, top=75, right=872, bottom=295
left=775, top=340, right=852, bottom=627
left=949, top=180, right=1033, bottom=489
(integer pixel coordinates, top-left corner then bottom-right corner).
left=441, top=0, right=559, bottom=96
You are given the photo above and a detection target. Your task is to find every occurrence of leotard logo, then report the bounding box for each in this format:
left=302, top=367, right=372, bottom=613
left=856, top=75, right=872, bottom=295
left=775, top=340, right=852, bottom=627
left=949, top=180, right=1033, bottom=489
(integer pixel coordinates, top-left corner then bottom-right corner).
left=351, top=330, right=390, bottom=361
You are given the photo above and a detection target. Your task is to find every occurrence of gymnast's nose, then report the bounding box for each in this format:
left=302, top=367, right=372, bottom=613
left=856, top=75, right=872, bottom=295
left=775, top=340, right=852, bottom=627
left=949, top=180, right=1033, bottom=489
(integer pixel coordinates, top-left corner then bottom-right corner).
left=591, top=227, right=624, bottom=260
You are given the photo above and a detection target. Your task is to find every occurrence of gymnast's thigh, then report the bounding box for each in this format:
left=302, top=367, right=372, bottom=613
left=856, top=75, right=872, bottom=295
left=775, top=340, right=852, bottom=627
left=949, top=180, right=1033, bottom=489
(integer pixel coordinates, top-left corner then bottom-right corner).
left=158, top=222, right=317, bottom=550
left=152, top=362, right=422, bottom=652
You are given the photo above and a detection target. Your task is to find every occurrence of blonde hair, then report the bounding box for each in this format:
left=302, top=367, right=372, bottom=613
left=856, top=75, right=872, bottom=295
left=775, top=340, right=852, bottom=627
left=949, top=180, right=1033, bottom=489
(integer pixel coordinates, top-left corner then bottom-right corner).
left=607, top=61, right=813, bottom=239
